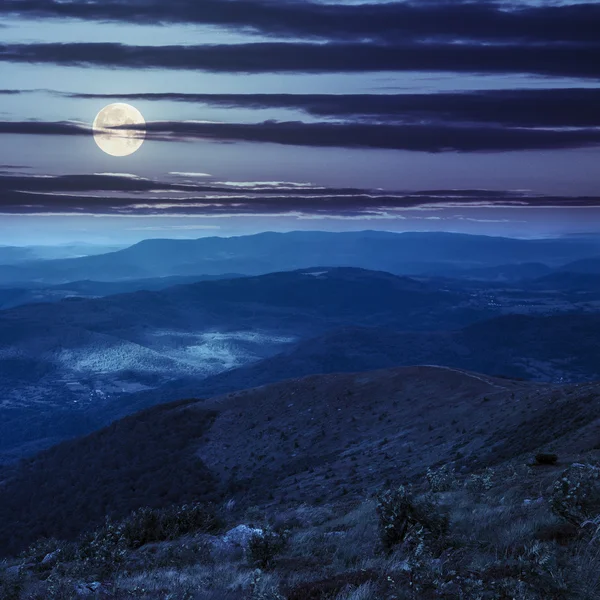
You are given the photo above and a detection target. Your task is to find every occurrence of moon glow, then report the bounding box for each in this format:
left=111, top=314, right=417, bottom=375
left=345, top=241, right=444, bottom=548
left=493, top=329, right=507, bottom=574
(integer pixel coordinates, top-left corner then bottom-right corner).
left=92, top=103, right=146, bottom=157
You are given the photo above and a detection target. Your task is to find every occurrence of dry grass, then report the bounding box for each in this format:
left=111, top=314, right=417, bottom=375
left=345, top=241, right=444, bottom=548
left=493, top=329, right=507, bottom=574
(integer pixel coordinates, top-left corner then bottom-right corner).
left=7, top=460, right=600, bottom=599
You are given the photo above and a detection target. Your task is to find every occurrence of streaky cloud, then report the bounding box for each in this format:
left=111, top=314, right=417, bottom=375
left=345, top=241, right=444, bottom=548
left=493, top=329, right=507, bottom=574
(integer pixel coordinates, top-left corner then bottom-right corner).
left=2, top=0, right=599, bottom=45
left=3, top=119, right=600, bottom=153
left=1, top=41, right=599, bottom=78
left=0, top=171, right=599, bottom=218
left=64, top=89, right=600, bottom=128
left=132, top=119, right=600, bottom=153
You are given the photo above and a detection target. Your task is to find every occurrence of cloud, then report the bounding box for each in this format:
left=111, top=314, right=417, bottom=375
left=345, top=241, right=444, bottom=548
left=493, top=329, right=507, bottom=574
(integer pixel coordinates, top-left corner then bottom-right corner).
left=1, top=41, right=599, bottom=78
left=65, top=89, right=600, bottom=128
left=127, top=225, right=221, bottom=231
left=0, top=172, right=165, bottom=193
left=0, top=172, right=598, bottom=218
left=169, top=172, right=212, bottom=178
left=2, top=0, right=599, bottom=45
left=3, top=117, right=600, bottom=153
left=136, top=119, right=600, bottom=153
left=0, top=120, right=90, bottom=136
left=0, top=171, right=376, bottom=197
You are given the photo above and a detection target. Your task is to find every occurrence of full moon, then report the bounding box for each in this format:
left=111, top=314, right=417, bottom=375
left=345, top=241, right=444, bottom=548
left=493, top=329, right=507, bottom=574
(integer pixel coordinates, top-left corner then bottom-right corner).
left=92, top=103, right=146, bottom=157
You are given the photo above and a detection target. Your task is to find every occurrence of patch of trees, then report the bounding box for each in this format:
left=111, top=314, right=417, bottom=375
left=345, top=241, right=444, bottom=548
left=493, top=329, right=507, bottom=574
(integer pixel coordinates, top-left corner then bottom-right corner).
left=0, top=399, right=219, bottom=556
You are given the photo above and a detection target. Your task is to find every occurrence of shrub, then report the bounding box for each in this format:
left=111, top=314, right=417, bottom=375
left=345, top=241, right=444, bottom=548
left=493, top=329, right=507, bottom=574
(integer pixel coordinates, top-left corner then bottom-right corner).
left=0, top=570, right=23, bottom=600
left=375, top=485, right=449, bottom=552
left=550, top=463, right=600, bottom=526
left=19, top=537, right=65, bottom=563
left=248, top=527, right=288, bottom=569
left=376, top=486, right=413, bottom=550
left=464, top=467, right=495, bottom=496
left=121, top=507, right=162, bottom=548
left=75, top=518, right=128, bottom=579
left=426, top=464, right=457, bottom=492
left=121, top=502, right=221, bottom=549
left=535, top=453, right=558, bottom=466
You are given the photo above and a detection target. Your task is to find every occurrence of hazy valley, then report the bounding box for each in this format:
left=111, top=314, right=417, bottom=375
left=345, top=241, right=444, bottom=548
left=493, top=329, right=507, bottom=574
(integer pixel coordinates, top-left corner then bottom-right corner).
left=1, top=231, right=600, bottom=462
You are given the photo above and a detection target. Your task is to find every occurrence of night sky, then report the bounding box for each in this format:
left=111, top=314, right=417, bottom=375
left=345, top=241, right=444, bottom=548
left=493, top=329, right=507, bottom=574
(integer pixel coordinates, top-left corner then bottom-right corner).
left=1, top=0, right=599, bottom=244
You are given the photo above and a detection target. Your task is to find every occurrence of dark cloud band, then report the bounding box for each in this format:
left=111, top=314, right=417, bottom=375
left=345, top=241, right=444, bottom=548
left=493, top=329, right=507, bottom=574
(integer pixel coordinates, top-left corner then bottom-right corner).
left=2, top=0, right=599, bottom=45
left=0, top=121, right=89, bottom=136
left=2, top=119, right=600, bottom=153
left=0, top=171, right=598, bottom=217
left=1, top=42, right=600, bottom=78
left=0, top=172, right=369, bottom=197
left=125, top=120, right=600, bottom=153
left=65, top=89, right=600, bottom=128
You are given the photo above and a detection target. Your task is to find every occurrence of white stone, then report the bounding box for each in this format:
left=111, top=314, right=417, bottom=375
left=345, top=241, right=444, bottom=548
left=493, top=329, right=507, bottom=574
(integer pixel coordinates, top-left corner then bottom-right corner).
left=223, top=524, right=264, bottom=548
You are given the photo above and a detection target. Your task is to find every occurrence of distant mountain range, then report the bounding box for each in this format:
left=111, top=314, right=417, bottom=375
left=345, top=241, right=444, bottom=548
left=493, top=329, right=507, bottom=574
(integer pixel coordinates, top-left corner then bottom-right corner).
left=526, top=271, right=600, bottom=292
left=424, top=262, right=553, bottom=281
left=439, top=257, right=600, bottom=283
left=0, top=231, right=599, bottom=466
left=205, top=312, right=600, bottom=388
left=556, top=256, right=600, bottom=274
left=110, top=311, right=600, bottom=422
left=0, top=273, right=243, bottom=310
left=0, top=267, right=471, bottom=461
left=3, top=263, right=600, bottom=313
left=2, top=263, right=600, bottom=463
left=2, top=365, right=599, bottom=556
left=1, top=231, right=599, bottom=284
left=0, top=243, right=124, bottom=266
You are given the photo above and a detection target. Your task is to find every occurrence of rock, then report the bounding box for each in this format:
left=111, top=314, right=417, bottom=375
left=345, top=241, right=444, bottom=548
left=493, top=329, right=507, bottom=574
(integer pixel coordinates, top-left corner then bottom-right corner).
left=324, top=531, right=345, bottom=538
left=4, top=565, right=21, bottom=577
left=523, top=497, right=544, bottom=507
left=41, top=549, right=61, bottom=566
left=397, top=560, right=411, bottom=572
left=74, top=583, right=94, bottom=597
left=223, top=524, right=264, bottom=549
left=202, top=525, right=265, bottom=561
left=73, top=581, right=105, bottom=597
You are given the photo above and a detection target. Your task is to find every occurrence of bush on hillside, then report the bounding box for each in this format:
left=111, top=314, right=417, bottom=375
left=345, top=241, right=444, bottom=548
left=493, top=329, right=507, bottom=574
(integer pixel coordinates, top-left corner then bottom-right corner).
left=376, top=485, right=449, bottom=552
left=76, top=518, right=128, bottom=579
left=464, top=467, right=495, bottom=496
left=426, top=464, right=457, bottom=492
left=550, top=463, right=600, bottom=526
left=247, top=527, right=288, bottom=570
left=121, top=502, right=221, bottom=549
left=19, top=538, right=68, bottom=564
left=29, top=503, right=223, bottom=580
